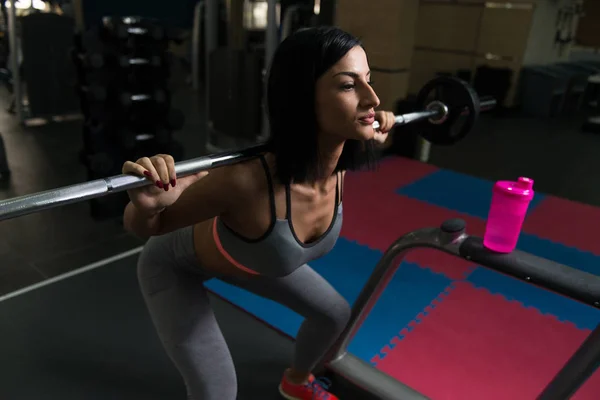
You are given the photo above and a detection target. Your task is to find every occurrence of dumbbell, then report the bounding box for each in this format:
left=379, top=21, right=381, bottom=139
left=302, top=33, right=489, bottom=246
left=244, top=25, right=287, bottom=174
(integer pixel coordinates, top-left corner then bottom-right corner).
left=81, top=87, right=168, bottom=106
left=103, top=16, right=182, bottom=42
left=102, top=16, right=165, bottom=41
left=120, top=128, right=172, bottom=149
left=118, top=55, right=162, bottom=68
left=76, top=53, right=162, bottom=70
left=120, top=90, right=168, bottom=107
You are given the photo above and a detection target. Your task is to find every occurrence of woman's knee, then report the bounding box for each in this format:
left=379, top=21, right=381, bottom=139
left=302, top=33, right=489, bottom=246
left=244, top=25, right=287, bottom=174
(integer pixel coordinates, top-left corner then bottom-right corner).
left=319, top=293, right=352, bottom=332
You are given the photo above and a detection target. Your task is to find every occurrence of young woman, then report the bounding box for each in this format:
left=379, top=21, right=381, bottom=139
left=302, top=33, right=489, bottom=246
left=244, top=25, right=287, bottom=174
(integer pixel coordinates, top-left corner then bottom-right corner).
left=121, top=26, right=396, bottom=400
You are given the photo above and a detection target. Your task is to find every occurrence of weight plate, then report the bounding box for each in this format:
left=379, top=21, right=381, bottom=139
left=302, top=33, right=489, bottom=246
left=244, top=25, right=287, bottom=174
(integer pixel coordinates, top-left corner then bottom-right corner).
left=415, top=76, right=480, bottom=145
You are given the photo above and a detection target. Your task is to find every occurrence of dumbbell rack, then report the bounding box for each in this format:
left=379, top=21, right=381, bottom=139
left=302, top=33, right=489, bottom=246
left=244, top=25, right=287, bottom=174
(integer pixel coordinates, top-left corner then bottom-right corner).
left=73, top=16, right=185, bottom=220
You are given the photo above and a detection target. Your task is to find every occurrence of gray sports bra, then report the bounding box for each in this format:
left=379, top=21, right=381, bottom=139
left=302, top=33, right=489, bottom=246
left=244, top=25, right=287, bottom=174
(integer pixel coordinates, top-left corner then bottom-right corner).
left=211, top=156, right=343, bottom=277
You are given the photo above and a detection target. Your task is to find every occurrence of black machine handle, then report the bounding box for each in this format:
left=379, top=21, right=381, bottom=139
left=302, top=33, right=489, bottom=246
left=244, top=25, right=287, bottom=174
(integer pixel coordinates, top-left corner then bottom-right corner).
left=459, top=236, right=600, bottom=308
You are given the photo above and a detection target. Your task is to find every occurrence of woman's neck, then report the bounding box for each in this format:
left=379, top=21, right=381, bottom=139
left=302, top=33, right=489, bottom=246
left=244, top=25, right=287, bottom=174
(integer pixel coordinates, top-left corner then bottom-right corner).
left=315, top=135, right=345, bottom=181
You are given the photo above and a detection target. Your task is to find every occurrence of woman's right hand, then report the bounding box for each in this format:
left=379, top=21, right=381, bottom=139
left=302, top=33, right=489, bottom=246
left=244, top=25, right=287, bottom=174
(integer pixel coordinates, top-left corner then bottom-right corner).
left=122, top=154, right=208, bottom=215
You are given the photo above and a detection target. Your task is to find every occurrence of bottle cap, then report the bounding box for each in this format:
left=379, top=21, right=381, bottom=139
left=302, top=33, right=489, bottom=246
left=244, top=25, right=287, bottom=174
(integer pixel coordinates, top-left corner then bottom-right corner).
left=493, top=177, right=534, bottom=199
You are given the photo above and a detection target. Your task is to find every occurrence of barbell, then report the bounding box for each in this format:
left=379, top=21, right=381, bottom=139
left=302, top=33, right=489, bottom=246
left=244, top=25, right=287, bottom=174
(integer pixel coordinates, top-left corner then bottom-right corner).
left=0, top=76, right=495, bottom=222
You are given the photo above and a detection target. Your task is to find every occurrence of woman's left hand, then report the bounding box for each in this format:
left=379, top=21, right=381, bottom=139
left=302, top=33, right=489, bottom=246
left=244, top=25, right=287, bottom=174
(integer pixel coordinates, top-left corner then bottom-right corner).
left=373, top=110, right=395, bottom=144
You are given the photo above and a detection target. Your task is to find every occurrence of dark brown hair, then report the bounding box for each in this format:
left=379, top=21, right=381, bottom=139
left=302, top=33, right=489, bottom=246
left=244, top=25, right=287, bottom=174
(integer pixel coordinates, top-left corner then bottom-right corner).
left=265, top=26, right=377, bottom=184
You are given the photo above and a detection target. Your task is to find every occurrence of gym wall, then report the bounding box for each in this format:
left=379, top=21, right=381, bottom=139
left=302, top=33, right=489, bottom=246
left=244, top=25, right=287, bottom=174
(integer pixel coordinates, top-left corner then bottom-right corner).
left=522, top=0, right=582, bottom=66
left=574, top=0, right=600, bottom=48
left=334, top=0, right=419, bottom=111
left=336, top=0, right=582, bottom=109
left=335, top=0, right=540, bottom=109
left=410, top=1, right=538, bottom=108
left=413, top=0, right=585, bottom=108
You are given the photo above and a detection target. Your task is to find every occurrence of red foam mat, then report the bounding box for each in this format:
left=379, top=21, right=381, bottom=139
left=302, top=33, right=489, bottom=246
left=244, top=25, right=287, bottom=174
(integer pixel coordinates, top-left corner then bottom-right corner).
left=346, top=156, right=439, bottom=193
left=524, top=196, right=600, bottom=256
left=373, top=281, right=600, bottom=400
left=341, top=190, right=482, bottom=280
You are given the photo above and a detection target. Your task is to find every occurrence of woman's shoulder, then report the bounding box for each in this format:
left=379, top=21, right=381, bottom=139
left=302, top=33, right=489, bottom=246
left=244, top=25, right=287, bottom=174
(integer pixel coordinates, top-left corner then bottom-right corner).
left=217, top=155, right=270, bottom=196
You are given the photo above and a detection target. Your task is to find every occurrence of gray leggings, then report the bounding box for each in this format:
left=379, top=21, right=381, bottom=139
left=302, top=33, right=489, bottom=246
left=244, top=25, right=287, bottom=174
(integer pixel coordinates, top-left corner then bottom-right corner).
left=136, top=225, right=351, bottom=400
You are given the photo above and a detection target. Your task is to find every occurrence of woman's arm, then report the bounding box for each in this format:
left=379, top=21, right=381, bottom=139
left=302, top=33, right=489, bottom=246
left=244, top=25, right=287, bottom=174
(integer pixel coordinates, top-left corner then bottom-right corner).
left=123, top=202, right=163, bottom=239
left=154, top=163, right=249, bottom=236
left=123, top=163, right=249, bottom=238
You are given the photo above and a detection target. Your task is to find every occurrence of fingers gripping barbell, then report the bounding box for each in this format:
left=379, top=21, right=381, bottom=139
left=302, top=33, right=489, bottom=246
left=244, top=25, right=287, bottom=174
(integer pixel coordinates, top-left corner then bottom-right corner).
left=0, top=76, right=495, bottom=221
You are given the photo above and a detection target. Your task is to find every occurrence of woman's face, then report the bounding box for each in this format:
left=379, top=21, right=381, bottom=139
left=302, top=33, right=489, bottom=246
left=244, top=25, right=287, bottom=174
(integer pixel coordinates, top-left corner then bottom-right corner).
left=315, top=46, right=380, bottom=142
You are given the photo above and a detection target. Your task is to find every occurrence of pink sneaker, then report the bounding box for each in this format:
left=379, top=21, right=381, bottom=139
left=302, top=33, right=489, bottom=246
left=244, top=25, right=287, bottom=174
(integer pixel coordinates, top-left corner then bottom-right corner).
left=278, top=373, right=338, bottom=400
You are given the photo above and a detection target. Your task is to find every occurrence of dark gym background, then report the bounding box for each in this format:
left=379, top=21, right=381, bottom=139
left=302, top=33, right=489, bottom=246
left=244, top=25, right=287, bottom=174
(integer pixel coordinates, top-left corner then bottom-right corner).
left=0, top=0, right=597, bottom=338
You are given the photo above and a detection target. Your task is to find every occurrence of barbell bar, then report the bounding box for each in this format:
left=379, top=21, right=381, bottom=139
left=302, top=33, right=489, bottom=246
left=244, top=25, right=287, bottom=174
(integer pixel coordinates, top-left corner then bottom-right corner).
left=373, top=96, right=496, bottom=131
left=0, top=76, right=496, bottom=222
left=0, top=145, right=264, bottom=221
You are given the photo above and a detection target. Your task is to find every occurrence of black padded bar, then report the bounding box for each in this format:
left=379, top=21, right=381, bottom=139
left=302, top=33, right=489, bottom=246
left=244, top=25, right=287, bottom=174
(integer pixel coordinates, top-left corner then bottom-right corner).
left=459, top=237, right=600, bottom=308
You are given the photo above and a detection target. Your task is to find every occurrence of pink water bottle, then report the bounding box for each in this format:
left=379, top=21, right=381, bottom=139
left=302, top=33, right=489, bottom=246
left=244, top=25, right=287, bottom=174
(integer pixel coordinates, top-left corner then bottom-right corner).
left=483, top=177, right=535, bottom=253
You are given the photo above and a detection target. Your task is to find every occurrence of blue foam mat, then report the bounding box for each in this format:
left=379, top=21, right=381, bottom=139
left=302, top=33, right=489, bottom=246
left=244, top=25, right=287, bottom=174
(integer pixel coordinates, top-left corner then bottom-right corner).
left=205, top=238, right=452, bottom=364
left=396, top=169, right=546, bottom=220
left=517, top=233, right=600, bottom=277
left=467, top=267, right=600, bottom=330
left=460, top=231, right=600, bottom=330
